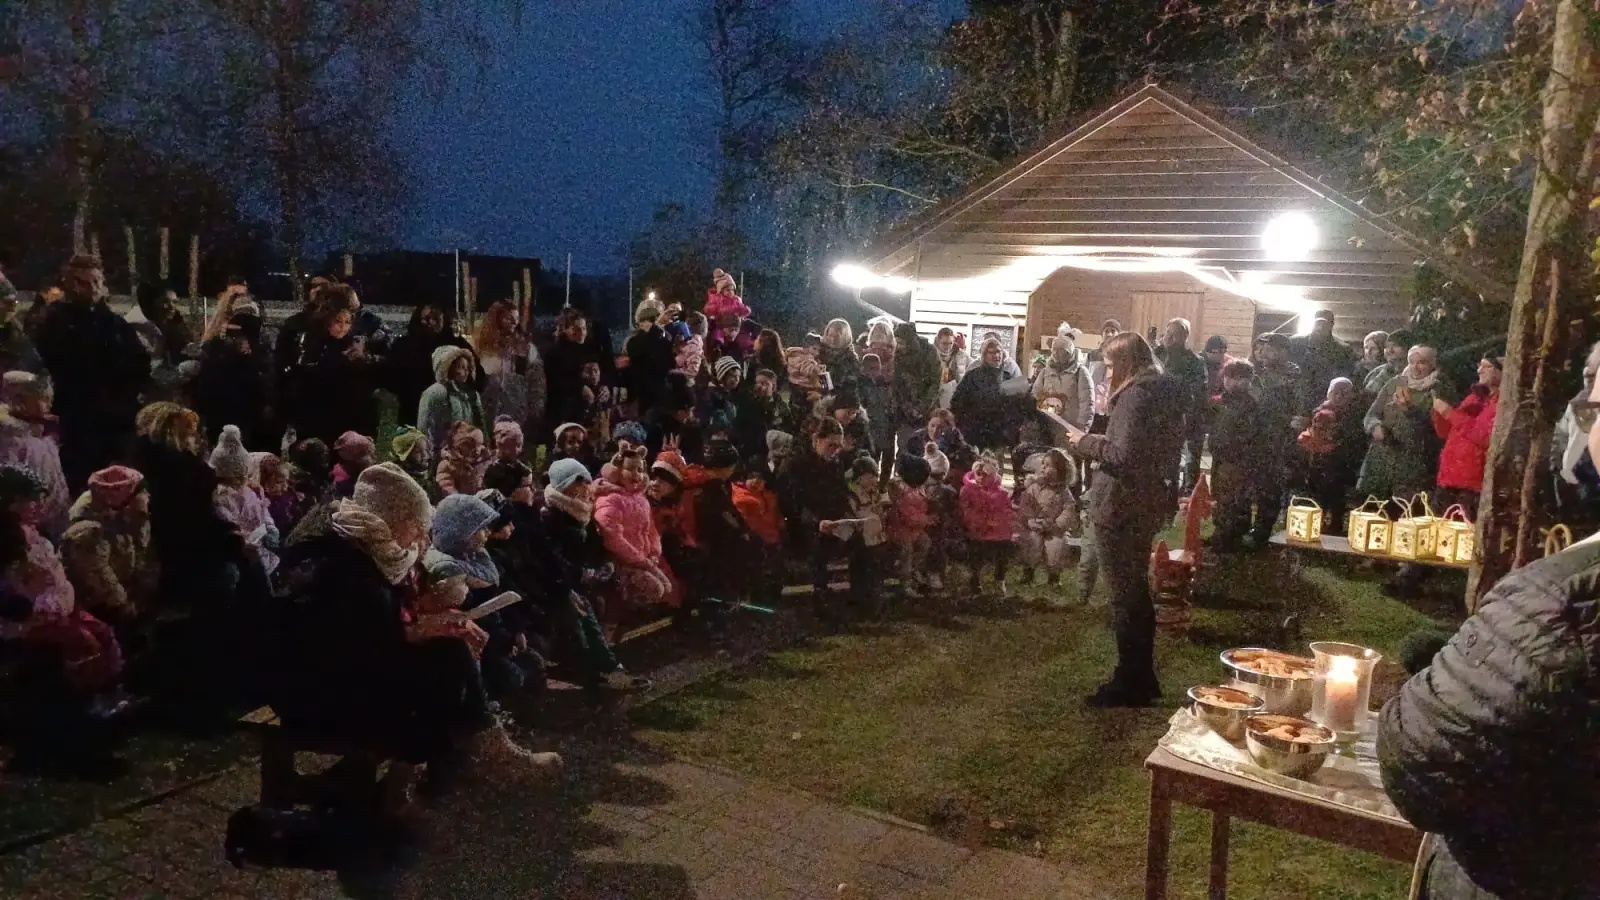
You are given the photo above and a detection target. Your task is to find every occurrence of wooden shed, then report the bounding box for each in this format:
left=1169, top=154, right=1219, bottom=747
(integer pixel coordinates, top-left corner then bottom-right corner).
left=864, top=84, right=1503, bottom=357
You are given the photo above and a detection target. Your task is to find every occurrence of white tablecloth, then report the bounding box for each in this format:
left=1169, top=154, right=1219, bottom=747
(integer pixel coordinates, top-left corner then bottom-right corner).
left=1156, top=709, right=1408, bottom=824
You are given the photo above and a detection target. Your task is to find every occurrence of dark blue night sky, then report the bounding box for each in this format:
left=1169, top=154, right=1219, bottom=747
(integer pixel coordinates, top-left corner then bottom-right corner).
left=393, top=0, right=956, bottom=273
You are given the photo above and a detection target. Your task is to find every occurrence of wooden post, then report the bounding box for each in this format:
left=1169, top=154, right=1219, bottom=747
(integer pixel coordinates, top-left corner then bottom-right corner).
left=512, top=281, right=522, bottom=312
left=188, top=234, right=201, bottom=324
left=1470, top=0, right=1600, bottom=609
left=88, top=232, right=100, bottom=261
left=521, top=267, right=533, bottom=320
left=343, top=252, right=354, bottom=277
left=468, top=277, right=480, bottom=330
left=158, top=227, right=170, bottom=282
left=460, top=262, right=471, bottom=332
left=123, top=225, right=137, bottom=292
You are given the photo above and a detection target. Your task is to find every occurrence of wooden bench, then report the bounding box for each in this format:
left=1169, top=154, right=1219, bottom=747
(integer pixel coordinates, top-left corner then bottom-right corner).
left=239, top=706, right=385, bottom=811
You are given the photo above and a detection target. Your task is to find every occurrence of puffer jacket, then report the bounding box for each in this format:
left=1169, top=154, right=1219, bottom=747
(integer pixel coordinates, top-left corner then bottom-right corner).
left=1433, top=387, right=1498, bottom=492
left=1016, top=475, right=1078, bottom=537
left=959, top=471, right=1013, bottom=543
left=1030, top=362, right=1093, bottom=430
left=594, top=476, right=662, bottom=566
left=417, top=345, right=488, bottom=451
left=1378, top=538, right=1600, bottom=900
left=1073, top=370, right=1186, bottom=533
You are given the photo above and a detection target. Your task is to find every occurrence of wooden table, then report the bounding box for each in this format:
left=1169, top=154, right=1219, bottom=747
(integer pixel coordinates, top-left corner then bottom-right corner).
left=1144, top=747, right=1421, bottom=900
left=1268, top=533, right=1469, bottom=570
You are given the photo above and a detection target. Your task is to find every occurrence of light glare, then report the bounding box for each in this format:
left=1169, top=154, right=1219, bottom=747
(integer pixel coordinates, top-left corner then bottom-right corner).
left=1262, top=212, right=1319, bottom=262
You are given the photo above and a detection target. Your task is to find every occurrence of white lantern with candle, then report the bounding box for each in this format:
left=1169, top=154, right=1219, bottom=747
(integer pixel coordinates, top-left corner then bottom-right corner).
left=1308, top=641, right=1382, bottom=740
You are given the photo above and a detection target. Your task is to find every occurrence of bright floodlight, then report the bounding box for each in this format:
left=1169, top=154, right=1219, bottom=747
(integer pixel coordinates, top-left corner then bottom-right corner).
left=880, top=276, right=915, bottom=294
left=831, top=264, right=875, bottom=289
left=1262, top=212, right=1318, bottom=262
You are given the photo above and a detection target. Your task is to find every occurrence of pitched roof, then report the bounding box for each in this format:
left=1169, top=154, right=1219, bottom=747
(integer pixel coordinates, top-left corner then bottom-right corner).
left=865, top=83, right=1510, bottom=303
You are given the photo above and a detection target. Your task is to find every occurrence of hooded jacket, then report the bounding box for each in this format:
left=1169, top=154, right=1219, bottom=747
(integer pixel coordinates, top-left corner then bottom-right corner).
left=1016, top=473, right=1078, bottom=536
left=417, top=345, right=488, bottom=452
left=959, top=469, right=1014, bottom=543
left=594, top=473, right=663, bottom=566
left=732, top=481, right=783, bottom=546
left=62, top=490, right=158, bottom=621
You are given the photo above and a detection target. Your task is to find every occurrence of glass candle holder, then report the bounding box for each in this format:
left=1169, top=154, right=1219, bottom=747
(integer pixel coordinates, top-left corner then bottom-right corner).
left=1308, top=641, right=1382, bottom=738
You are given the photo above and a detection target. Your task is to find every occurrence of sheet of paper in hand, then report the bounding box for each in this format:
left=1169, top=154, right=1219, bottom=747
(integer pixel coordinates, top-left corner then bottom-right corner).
left=1040, top=409, right=1085, bottom=446
left=466, top=591, right=523, bottom=620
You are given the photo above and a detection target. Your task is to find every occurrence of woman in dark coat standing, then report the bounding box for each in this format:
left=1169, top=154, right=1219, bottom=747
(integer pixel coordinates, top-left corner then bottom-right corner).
left=191, top=305, right=273, bottom=449
left=383, top=304, right=480, bottom=428
left=951, top=339, right=1027, bottom=460
left=1068, top=332, right=1187, bottom=707
left=892, top=322, right=942, bottom=457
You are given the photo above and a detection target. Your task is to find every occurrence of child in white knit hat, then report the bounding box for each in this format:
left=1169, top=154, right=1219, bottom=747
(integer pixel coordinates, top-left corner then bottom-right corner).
left=210, top=424, right=279, bottom=575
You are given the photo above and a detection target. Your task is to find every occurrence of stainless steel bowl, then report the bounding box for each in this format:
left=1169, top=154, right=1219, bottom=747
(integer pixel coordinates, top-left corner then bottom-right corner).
left=1244, top=714, right=1336, bottom=779
left=1187, top=686, right=1266, bottom=742
left=1220, top=648, right=1315, bottom=716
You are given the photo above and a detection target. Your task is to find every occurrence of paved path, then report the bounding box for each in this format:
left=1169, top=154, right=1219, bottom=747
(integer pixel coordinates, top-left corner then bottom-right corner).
left=1, top=747, right=1115, bottom=899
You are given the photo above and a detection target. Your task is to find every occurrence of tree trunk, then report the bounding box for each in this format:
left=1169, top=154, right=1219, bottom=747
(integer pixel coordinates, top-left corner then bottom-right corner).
left=1050, top=6, right=1078, bottom=124
left=1468, top=0, right=1600, bottom=609
left=67, top=0, right=92, bottom=256
left=269, top=5, right=307, bottom=307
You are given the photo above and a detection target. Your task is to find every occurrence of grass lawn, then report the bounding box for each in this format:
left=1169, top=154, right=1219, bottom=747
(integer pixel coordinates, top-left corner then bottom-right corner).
left=632, top=542, right=1462, bottom=900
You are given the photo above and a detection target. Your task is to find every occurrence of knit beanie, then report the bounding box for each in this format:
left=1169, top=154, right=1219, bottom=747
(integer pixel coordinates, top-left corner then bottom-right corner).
left=87, top=465, right=143, bottom=509
left=484, top=458, right=533, bottom=495
left=848, top=456, right=880, bottom=482
left=1, top=371, right=47, bottom=407
left=333, top=431, right=375, bottom=463
left=613, top=420, right=648, bottom=447
left=492, top=416, right=524, bottom=450
left=391, top=426, right=428, bottom=464
left=547, top=457, right=593, bottom=493
left=0, top=465, right=46, bottom=504
left=704, top=435, right=740, bottom=470
left=923, top=443, right=950, bottom=478
left=430, top=493, right=500, bottom=556
left=713, top=355, right=742, bottom=383
left=209, top=425, right=252, bottom=481
left=553, top=422, right=586, bottom=443
left=765, top=430, right=794, bottom=461
left=897, top=454, right=931, bottom=488
left=348, top=462, right=433, bottom=536
left=635, top=297, right=666, bottom=324
left=651, top=451, right=685, bottom=486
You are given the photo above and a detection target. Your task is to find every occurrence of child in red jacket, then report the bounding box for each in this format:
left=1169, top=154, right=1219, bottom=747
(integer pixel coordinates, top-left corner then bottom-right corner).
left=887, top=455, right=934, bottom=595
left=960, top=454, right=1015, bottom=597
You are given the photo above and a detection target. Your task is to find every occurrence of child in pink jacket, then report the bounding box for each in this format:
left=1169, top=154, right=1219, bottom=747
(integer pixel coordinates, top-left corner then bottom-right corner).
left=960, top=454, right=1015, bottom=596
left=593, top=442, right=675, bottom=610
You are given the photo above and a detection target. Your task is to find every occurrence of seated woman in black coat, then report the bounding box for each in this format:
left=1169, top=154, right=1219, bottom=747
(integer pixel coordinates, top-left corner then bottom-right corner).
left=281, top=288, right=377, bottom=447
left=270, top=463, right=561, bottom=801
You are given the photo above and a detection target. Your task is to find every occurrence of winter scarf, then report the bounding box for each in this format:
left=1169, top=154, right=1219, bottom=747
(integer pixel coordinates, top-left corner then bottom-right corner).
left=1403, top=369, right=1439, bottom=393
left=330, top=506, right=419, bottom=584
left=543, top=483, right=594, bottom=526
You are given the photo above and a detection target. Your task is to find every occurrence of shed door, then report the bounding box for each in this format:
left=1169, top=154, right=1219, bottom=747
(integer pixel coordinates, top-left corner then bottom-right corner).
left=1130, top=292, right=1205, bottom=344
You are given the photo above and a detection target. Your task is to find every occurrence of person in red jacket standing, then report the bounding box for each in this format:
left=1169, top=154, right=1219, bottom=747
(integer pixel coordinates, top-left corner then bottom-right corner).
left=1388, top=354, right=1501, bottom=599
left=1432, top=354, right=1502, bottom=513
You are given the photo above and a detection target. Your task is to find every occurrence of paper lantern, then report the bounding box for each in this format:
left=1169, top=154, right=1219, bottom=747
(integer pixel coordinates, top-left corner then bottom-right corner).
left=1348, top=496, right=1392, bottom=555
left=1390, top=493, right=1440, bottom=561
left=1285, top=496, right=1324, bottom=544
left=1434, top=505, right=1475, bottom=566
